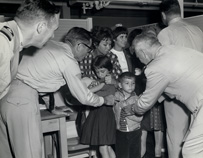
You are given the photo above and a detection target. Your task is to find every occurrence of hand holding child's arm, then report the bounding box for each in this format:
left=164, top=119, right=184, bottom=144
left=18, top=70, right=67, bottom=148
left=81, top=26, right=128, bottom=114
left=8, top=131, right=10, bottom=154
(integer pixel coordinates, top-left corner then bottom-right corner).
left=89, top=82, right=105, bottom=93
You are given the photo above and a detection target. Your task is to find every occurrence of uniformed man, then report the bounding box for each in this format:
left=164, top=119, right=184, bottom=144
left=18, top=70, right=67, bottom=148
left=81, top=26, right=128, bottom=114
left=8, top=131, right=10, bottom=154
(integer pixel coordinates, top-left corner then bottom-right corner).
left=0, top=0, right=60, bottom=158
left=127, top=33, right=203, bottom=158
left=157, top=1, right=203, bottom=157
left=0, top=0, right=60, bottom=99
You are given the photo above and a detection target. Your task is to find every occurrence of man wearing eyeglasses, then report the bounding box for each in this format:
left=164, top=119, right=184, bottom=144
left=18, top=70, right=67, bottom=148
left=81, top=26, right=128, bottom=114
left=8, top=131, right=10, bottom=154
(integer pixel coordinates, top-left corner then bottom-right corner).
left=0, top=27, right=114, bottom=158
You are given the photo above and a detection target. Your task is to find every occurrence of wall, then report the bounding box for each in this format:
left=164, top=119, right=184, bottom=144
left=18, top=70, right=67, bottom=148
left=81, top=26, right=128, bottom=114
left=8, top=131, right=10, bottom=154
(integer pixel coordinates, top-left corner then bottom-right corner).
left=0, top=2, right=202, bottom=29
left=70, top=7, right=162, bottom=28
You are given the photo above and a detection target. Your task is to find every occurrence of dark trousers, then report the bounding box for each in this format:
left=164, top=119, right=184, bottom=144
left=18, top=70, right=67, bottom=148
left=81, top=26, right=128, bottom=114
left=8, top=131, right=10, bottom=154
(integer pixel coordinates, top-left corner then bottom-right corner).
left=116, top=129, right=141, bottom=158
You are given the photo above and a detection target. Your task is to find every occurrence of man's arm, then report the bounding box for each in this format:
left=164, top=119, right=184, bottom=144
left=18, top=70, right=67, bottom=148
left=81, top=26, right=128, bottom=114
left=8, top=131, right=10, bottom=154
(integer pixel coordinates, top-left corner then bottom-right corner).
left=0, top=38, right=12, bottom=99
left=133, top=69, right=169, bottom=115
left=63, top=65, right=104, bottom=107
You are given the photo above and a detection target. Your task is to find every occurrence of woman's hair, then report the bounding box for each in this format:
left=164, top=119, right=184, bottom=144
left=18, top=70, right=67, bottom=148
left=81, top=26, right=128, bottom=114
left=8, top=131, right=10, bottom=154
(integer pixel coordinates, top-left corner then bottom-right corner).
left=64, top=27, right=92, bottom=46
left=92, top=55, right=113, bottom=72
left=112, top=25, right=128, bottom=40
left=15, top=0, right=60, bottom=27
left=91, top=26, right=113, bottom=49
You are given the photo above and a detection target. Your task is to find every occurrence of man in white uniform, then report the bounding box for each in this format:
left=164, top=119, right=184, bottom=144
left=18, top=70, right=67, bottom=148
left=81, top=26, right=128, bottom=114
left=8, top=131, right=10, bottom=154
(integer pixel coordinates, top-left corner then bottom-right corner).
left=128, top=33, right=203, bottom=158
left=0, top=27, right=113, bottom=158
left=157, top=0, right=203, bottom=157
left=0, top=0, right=60, bottom=99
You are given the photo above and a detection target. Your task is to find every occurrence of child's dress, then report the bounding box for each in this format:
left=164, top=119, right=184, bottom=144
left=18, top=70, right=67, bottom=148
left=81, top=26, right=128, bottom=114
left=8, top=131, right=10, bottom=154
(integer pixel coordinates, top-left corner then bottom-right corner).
left=141, top=101, right=165, bottom=132
left=80, top=84, right=116, bottom=145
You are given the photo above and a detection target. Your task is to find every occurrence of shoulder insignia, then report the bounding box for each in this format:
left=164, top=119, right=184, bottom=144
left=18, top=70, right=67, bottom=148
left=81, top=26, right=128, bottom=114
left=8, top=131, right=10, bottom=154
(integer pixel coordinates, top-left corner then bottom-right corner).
left=0, top=26, right=14, bottom=41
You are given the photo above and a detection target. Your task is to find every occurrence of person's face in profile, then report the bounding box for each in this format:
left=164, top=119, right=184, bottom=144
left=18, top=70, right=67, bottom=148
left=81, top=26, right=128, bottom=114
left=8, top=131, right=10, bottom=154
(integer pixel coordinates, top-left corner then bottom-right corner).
left=75, top=40, right=93, bottom=61
left=34, top=13, right=60, bottom=48
left=114, top=33, right=128, bottom=49
left=132, top=40, right=149, bottom=65
left=97, top=38, right=112, bottom=55
left=95, top=67, right=109, bottom=79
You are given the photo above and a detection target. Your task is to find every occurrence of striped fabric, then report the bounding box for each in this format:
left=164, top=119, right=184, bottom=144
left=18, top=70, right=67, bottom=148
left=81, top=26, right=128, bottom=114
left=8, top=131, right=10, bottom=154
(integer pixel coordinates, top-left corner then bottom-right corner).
left=119, top=108, right=128, bottom=131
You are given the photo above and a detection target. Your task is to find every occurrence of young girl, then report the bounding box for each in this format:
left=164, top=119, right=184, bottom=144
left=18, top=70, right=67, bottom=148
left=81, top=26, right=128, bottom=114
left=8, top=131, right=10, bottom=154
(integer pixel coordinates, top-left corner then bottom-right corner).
left=80, top=55, right=116, bottom=158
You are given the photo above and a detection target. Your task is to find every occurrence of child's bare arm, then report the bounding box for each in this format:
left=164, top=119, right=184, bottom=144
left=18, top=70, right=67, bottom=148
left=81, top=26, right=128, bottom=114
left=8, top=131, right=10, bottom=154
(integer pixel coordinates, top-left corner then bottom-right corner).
left=89, top=82, right=105, bottom=93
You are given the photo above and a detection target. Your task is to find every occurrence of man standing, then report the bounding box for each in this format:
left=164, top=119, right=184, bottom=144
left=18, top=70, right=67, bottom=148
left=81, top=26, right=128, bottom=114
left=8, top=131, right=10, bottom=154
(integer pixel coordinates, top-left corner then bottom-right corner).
left=0, top=27, right=113, bottom=158
left=157, top=0, right=203, bottom=157
left=129, top=33, right=203, bottom=158
left=0, top=0, right=60, bottom=99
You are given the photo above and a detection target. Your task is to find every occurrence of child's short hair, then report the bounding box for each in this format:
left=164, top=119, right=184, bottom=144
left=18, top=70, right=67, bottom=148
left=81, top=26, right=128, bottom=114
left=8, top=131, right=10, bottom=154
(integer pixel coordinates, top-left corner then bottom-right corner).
left=118, top=72, right=136, bottom=83
left=92, top=55, right=113, bottom=72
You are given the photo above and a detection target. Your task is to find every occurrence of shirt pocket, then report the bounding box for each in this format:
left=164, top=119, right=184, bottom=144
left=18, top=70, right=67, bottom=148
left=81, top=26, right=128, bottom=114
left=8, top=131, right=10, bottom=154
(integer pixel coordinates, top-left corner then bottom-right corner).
left=7, top=97, right=30, bottom=107
left=7, top=96, right=39, bottom=115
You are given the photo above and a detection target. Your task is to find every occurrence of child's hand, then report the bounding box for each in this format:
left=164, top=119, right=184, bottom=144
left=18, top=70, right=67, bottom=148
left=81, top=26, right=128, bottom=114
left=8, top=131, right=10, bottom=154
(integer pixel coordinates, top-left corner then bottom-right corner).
left=135, top=68, right=142, bottom=76
left=122, top=104, right=135, bottom=116
left=105, top=75, right=116, bottom=85
left=88, top=80, right=101, bottom=89
left=125, top=95, right=138, bottom=105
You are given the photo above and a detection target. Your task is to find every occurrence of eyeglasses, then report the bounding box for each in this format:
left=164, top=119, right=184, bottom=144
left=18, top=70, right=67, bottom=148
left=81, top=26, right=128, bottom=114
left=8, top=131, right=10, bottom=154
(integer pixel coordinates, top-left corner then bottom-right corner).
left=78, top=43, right=93, bottom=53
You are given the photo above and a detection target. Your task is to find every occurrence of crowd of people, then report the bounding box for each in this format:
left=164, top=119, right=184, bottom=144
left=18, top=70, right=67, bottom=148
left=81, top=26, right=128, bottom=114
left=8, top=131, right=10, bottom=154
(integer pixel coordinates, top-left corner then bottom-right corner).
left=0, top=0, right=203, bottom=158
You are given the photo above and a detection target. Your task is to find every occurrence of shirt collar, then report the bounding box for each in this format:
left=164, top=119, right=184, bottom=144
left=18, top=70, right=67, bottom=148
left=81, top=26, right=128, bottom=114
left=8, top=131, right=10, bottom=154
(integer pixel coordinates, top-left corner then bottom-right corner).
left=16, top=24, right=23, bottom=51
left=168, top=17, right=182, bottom=25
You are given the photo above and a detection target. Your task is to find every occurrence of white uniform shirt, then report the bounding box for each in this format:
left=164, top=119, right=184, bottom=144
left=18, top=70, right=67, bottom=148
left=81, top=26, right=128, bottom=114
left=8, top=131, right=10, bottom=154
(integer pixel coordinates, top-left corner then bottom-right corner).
left=135, top=46, right=203, bottom=114
left=158, top=17, right=203, bottom=52
left=0, top=21, right=23, bottom=99
left=17, top=40, right=104, bottom=107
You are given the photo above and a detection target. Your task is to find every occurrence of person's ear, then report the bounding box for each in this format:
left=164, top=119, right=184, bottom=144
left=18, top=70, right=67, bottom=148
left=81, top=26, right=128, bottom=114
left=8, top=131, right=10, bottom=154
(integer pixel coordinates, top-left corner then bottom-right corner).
left=75, top=43, right=82, bottom=53
left=37, top=21, right=47, bottom=34
left=118, top=82, right=122, bottom=88
left=161, top=12, right=166, bottom=20
left=161, top=12, right=167, bottom=25
left=142, top=50, right=151, bottom=62
left=141, top=50, right=149, bottom=59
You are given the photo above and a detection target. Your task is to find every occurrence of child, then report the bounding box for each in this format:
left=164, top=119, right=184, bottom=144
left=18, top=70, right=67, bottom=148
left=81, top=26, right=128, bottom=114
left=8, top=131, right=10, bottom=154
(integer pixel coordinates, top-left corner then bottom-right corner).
left=80, top=55, right=116, bottom=158
left=113, top=72, right=143, bottom=158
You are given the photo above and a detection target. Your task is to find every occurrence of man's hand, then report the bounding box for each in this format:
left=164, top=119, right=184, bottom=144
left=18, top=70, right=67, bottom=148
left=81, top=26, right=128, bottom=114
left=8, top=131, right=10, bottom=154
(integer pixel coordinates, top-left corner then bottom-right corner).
left=51, top=106, right=74, bottom=116
left=125, top=95, right=138, bottom=105
left=122, top=104, right=135, bottom=116
left=104, top=95, right=115, bottom=105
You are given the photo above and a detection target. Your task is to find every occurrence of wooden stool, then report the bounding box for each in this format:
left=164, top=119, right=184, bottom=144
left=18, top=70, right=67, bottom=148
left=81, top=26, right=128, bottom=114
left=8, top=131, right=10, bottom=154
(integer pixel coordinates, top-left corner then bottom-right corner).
left=41, top=110, right=68, bottom=158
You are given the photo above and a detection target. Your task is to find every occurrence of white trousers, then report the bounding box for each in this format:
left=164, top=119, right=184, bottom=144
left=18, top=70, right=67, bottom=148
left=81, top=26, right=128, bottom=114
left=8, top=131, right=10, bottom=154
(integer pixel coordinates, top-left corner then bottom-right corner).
left=0, top=79, right=42, bottom=158
left=182, top=103, right=203, bottom=158
left=164, top=100, right=190, bottom=158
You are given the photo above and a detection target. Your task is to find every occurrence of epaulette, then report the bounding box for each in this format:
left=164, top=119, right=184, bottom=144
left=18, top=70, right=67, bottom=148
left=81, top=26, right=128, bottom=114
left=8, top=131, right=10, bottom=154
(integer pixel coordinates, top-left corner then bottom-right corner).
left=0, top=26, right=14, bottom=41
